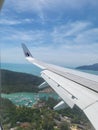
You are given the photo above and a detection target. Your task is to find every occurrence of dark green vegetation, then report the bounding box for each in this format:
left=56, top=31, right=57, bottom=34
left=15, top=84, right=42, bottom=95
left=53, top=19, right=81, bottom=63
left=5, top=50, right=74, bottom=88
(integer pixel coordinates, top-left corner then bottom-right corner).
left=1, top=69, right=44, bottom=93
left=0, top=97, right=71, bottom=130
left=76, top=63, right=98, bottom=71
left=0, top=97, right=90, bottom=130
left=0, top=97, right=16, bottom=127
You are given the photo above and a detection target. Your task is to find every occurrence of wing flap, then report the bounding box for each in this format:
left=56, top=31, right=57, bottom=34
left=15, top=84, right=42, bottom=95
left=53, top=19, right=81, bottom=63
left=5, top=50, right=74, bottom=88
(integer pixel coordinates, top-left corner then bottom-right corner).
left=54, top=101, right=69, bottom=110
left=41, top=71, right=75, bottom=108
left=42, top=70, right=98, bottom=110
left=38, top=81, right=49, bottom=89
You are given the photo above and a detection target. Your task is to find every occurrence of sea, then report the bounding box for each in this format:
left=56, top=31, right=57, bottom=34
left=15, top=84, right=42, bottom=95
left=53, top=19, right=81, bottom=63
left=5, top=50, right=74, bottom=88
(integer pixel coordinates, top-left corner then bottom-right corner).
left=1, top=63, right=98, bottom=107
left=1, top=63, right=98, bottom=76
left=1, top=63, right=42, bottom=76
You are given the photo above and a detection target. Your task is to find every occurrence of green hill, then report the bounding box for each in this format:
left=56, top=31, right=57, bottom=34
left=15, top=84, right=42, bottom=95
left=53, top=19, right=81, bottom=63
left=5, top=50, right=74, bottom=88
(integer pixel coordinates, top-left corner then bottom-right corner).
left=1, top=69, right=44, bottom=93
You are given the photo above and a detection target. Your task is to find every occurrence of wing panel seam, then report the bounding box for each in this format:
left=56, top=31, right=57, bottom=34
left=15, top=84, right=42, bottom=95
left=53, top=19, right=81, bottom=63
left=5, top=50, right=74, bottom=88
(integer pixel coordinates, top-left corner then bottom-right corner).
left=45, top=69, right=98, bottom=93
left=42, top=72, right=78, bottom=100
left=83, top=100, right=98, bottom=110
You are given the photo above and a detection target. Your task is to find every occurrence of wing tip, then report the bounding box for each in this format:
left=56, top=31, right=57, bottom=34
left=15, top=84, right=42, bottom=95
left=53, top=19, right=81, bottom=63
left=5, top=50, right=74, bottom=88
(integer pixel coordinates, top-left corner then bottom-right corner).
left=21, top=43, right=33, bottom=58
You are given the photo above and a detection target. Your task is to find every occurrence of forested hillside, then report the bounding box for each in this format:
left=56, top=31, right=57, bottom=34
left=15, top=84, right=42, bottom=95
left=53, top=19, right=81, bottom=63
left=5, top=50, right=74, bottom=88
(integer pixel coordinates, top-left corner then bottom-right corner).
left=1, top=69, right=44, bottom=93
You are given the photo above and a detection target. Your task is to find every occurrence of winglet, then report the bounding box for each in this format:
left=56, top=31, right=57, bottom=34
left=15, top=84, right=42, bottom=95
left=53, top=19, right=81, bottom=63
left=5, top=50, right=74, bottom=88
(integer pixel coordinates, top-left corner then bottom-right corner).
left=22, top=43, right=33, bottom=58
left=22, top=43, right=46, bottom=69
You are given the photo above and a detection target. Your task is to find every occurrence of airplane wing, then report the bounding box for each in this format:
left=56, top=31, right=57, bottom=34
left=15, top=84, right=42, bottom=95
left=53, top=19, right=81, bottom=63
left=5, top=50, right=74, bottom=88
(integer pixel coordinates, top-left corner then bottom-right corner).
left=22, top=43, right=98, bottom=130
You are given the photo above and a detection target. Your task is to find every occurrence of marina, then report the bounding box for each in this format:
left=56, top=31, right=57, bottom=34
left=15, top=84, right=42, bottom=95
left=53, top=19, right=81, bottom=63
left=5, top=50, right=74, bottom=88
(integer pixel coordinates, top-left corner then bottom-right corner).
left=1, top=92, right=59, bottom=107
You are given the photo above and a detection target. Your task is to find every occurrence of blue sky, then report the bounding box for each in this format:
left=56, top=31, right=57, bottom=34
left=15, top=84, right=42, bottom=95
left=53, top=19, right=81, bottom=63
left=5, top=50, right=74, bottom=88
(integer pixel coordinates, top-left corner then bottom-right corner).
left=0, top=0, right=98, bottom=67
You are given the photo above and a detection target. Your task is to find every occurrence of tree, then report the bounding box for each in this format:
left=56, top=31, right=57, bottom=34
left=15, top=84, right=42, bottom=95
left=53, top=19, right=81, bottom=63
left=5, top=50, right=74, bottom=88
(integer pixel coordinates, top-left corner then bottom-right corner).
left=60, top=122, right=71, bottom=130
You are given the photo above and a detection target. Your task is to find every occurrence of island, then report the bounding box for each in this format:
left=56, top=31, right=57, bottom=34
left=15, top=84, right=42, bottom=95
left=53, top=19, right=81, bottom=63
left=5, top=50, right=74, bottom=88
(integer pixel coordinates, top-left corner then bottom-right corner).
left=76, top=63, right=98, bottom=71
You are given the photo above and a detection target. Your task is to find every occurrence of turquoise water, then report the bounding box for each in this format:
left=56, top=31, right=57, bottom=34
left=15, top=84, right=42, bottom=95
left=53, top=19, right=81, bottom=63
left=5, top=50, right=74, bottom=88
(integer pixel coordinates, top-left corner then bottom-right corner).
left=1, top=92, right=59, bottom=107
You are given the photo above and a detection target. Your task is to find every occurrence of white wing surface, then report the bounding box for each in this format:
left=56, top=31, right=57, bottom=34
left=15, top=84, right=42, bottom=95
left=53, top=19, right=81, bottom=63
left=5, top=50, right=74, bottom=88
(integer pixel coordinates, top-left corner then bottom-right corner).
left=22, top=44, right=98, bottom=130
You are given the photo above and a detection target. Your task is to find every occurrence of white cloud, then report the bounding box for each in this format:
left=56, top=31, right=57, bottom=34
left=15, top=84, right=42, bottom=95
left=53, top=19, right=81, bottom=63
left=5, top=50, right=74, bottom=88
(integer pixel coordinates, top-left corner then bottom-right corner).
left=64, top=21, right=91, bottom=36
left=5, top=0, right=98, bottom=12
left=52, top=21, right=98, bottom=46
left=3, top=0, right=98, bottom=22
left=0, top=19, right=21, bottom=25
left=1, top=46, right=24, bottom=63
left=75, top=28, right=98, bottom=44
left=1, top=20, right=98, bottom=65
left=0, top=25, right=45, bottom=43
left=1, top=21, right=98, bottom=47
left=24, top=42, right=98, bottom=67
left=0, top=18, right=34, bottom=25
